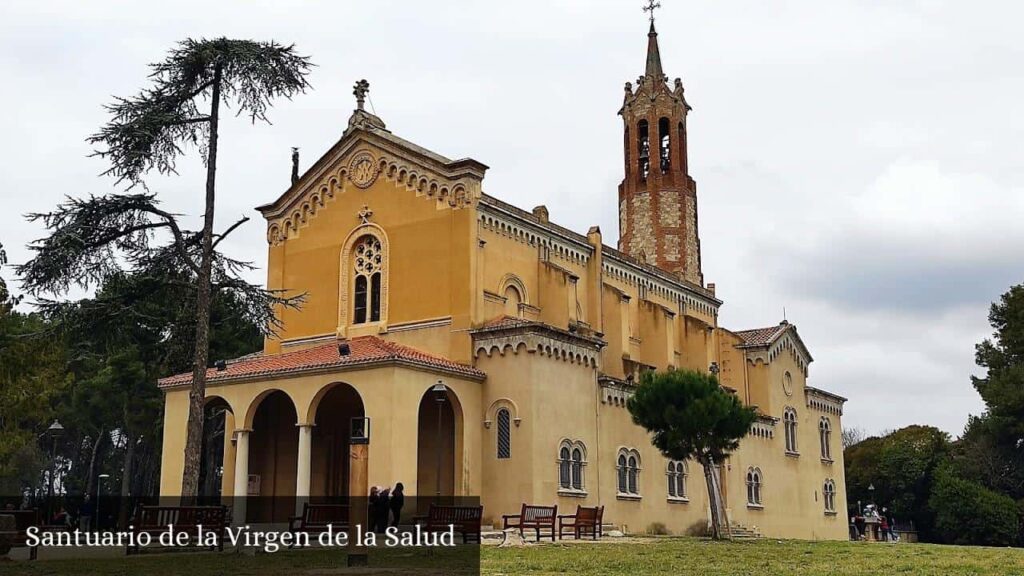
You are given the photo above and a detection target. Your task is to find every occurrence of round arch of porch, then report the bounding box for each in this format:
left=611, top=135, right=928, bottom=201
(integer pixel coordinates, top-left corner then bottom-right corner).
left=245, top=390, right=299, bottom=523
left=306, top=382, right=366, bottom=499
left=415, top=384, right=465, bottom=501
left=198, top=396, right=234, bottom=501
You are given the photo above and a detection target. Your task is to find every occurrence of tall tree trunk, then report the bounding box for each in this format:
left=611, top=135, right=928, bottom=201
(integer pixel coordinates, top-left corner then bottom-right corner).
left=711, top=461, right=733, bottom=539
left=180, top=63, right=222, bottom=500
left=85, top=429, right=105, bottom=503
left=701, top=455, right=731, bottom=540
left=119, top=434, right=135, bottom=529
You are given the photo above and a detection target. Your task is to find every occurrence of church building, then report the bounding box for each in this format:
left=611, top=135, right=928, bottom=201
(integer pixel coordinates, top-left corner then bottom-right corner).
left=158, top=19, right=849, bottom=540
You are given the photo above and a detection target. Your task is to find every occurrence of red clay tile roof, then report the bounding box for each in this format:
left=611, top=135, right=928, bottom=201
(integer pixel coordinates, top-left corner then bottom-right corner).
left=734, top=323, right=789, bottom=347
left=157, top=336, right=484, bottom=388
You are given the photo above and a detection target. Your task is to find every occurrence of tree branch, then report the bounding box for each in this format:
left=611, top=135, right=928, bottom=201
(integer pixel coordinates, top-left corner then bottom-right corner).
left=211, top=216, right=250, bottom=250
left=141, top=206, right=201, bottom=276
left=166, top=116, right=211, bottom=126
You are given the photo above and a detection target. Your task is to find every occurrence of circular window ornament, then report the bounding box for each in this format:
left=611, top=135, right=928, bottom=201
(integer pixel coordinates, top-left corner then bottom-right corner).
left=783, top=371, right=794, bottom=397
left=348, top=151, right=379, bottom=188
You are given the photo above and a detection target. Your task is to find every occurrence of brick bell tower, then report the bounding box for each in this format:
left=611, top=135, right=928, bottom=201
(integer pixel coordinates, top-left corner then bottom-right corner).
left=618, top=19, right=703, bottom=286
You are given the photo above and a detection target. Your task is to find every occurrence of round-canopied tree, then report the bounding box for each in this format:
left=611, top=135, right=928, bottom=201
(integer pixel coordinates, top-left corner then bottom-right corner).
left=20, top=39, right=312, bottom=499
left=627, top=369, right=757, bottom=540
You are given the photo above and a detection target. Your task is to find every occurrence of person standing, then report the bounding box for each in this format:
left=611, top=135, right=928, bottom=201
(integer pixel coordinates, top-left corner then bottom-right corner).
left=375, top=487, right=391, bottom=533
left=368, top=486, right=381, bottom=534
left=78, top=495, right=95, bottom=531
left=390, top=483, right=405, bottom=528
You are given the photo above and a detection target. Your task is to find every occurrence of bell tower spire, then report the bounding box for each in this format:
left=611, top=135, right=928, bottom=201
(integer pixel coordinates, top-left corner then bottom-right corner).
left=644, top=2, right=664, bottom=80
left=617, top=4, right=703, bottom=286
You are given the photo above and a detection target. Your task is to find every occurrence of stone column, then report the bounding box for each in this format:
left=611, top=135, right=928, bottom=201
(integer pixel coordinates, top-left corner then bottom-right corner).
left=295, top=424, right=314, bottom=516
left=232, top=429, right=251, bottom=526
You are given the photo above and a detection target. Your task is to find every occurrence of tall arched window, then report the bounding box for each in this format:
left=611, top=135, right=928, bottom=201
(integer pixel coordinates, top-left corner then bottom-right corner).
left=637, top=120, right=650, bottom=180
left=617, top=448, right=641, bottom=496
left=746, top=467, right=763, bottom=506
left=784, top=408, right=798, bottom=454
left=819, top=417, right=832, bottom=460
left=658, top=117, right=671, bottom=173
left=668, top=461, right=687, bottom=499
left=559, top=440, right=587, bottom=492
left=496, top=408, right=511, bottom=459
left=823, top=479, right=836, bottom=513
left=559, top=446, right=571, bottom=489
left=627, top=454, right=639, bottom=494
left=352, top=235, right=383, bottom=324
left=571, top=447, right=584, bottom=490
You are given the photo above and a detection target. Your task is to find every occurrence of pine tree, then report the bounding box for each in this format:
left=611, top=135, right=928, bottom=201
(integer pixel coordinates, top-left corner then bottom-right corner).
left=18, top=38, right=312, bottom=499
left=627, top=369, right=757, bottom=540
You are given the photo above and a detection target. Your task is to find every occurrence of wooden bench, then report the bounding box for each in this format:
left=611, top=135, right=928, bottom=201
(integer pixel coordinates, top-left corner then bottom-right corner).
left=288, top=503, right=349, bottom=545
left=0, top=509, right=69, bottom=560
left=558, top=505, right=604, bottom=540
left=127, top=505, right=228, bottom=555
left=417, top=505, right=483, bottom=544
left=502, top=504, right=558, bottom=542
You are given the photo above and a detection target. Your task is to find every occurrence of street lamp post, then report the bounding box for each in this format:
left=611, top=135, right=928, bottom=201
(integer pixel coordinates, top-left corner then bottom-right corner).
left=45, top=420, right=64, bottom=518
left=432, top=381, right=448, bottom=500
left=97, top=474, right=110, bottom=531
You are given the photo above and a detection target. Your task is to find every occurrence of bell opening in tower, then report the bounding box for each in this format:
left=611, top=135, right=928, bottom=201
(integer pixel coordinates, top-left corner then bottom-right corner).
left=637, top=120, right=650, bottom=181
left=659, top=117, right=671, bottom=173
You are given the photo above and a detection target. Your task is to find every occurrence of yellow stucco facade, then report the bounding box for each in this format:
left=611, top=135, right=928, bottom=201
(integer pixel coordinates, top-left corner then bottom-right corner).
left=158, top=23, right=849, bottom=540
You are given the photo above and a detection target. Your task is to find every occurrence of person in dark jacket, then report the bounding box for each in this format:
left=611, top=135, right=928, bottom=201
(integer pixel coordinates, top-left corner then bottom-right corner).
left=389, top=482, right=405, bottom=528
left=368, top=486, right=381, bottom=533
left=375, top=487, right=391, bottom=533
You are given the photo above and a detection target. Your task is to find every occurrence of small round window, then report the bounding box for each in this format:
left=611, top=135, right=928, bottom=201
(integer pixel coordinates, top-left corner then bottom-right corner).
left=783, top=371, right=794, bottom=396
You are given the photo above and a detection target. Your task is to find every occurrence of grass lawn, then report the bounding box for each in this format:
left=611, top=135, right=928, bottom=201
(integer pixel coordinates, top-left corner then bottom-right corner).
left=3, top=537, right=1023, bottom=575
left=484, top=538, right=1024, bottom=575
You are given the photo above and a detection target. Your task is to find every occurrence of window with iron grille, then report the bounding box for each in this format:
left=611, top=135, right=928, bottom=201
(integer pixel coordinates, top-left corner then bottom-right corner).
left=496, top=408, right=511, bottom=459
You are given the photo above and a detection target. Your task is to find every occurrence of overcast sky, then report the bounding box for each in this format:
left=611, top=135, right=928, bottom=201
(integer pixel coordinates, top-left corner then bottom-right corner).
left=2, top=0, right=1021, bottom=437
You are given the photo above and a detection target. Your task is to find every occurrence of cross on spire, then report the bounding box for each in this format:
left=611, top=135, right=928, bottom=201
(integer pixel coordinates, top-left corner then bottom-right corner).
left=353, top=79, right=369, bottom=111
left=643, top=0, right=661, bottom=24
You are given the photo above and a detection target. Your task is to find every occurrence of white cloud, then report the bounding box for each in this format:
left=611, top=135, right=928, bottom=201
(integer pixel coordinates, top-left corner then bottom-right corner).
left=2, top=0, right=1021, bottom=437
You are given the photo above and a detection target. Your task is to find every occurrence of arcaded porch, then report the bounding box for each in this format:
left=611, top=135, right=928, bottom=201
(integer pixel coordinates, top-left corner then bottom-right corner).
left=157, top=337, right=485, bottom=523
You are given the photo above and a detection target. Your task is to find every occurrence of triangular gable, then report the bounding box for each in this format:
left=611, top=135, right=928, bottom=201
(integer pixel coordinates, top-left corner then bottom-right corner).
left=257, top=116, right=488, bottom=245
left=732, top=321, right=813, bottom=376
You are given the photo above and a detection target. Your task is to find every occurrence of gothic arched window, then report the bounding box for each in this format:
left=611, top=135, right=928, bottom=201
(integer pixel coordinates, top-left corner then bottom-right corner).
left=559, top=440, right=587, bottom=492
left=819, top=417, right=833, bottom=461
left=747, top=467, right=763, bottom=506
left=352, top=235, right=383, bottom=324
left=559, top=446, right=571, bottom=489
left=668, top=460, right=687, bottom=499
left=617, top=448, right=641, bottom=496
left=823, top=479, right=836, bottom=513
left=571, top=447, right=584, bottom=490
left=784, top=408, right=798, bottom=454
left=496, top=408, right=511, bottom=459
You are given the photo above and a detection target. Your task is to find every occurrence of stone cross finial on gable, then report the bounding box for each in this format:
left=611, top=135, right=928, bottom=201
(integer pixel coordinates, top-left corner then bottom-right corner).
left=353, top=79, right=370, bottom=111
left=357, top=204, right=374, bottom=224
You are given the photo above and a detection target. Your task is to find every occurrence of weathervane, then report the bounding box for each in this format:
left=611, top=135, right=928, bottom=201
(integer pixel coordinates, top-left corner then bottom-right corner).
left=643, top=0, right=661, bottom=23
left=353, top=79, right=369, bottom=111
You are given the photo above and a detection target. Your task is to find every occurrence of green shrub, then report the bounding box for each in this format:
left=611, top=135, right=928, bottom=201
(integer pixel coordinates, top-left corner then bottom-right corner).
left=930, top=468, right=1019, bottom=547
left=684, top=520, right=710, bottom=537
left=646, top=522, right=670, bottom=535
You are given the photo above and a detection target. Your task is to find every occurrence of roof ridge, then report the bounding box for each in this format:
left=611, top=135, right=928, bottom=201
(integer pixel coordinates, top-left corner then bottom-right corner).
left=158, top=335, right=484, bottom=388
